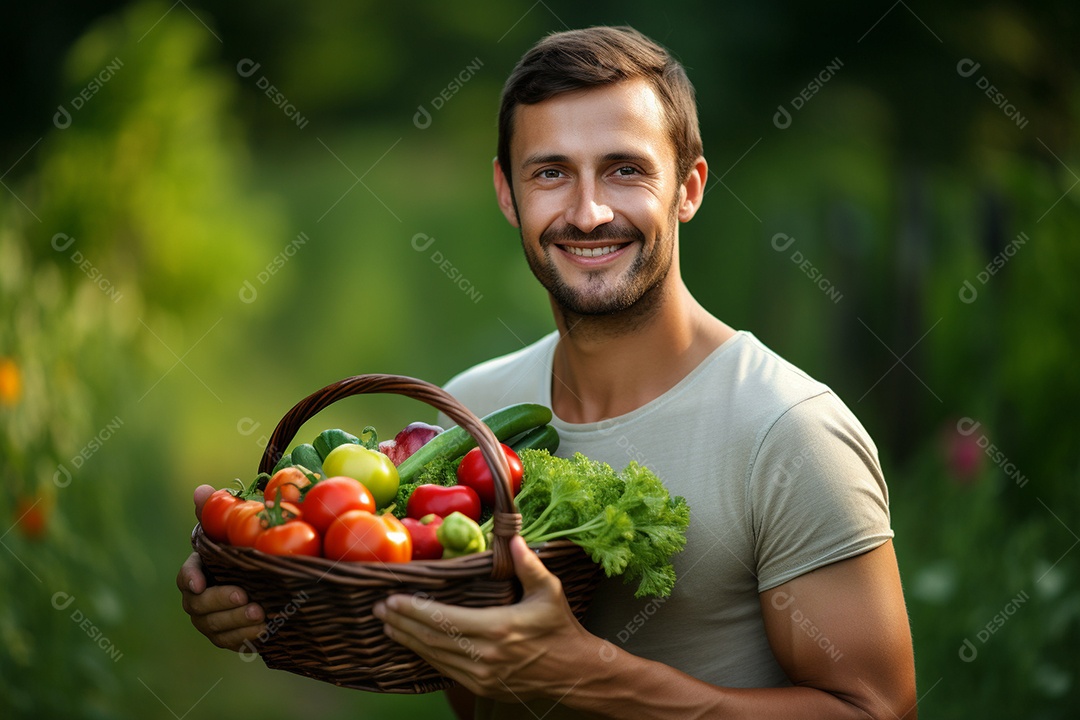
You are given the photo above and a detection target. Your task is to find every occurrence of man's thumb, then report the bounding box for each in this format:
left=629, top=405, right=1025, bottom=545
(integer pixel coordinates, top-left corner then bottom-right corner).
left=193, top=484, right=216, bottom=521
left=510, top=535, right=558, bottom=596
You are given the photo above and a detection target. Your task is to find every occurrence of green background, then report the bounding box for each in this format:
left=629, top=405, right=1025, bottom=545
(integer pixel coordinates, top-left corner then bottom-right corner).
left=1, top=1, right=1077, bottom=717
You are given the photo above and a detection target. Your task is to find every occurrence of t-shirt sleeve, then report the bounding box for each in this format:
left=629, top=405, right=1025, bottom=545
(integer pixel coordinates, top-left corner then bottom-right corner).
left=748, top=392, right=893, bottom=592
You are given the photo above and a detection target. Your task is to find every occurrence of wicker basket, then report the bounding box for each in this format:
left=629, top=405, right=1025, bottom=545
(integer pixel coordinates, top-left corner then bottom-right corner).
left=192, top=374, right=602, bottom=693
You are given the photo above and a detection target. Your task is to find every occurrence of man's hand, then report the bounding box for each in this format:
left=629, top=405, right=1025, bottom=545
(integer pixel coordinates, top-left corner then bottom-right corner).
left=176, top=484, right=266, bottom=651
left=373, top=535, right=598, bottom=702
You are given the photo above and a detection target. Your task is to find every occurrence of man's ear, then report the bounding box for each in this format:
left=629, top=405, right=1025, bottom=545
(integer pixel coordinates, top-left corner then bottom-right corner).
left=678, top=156, right=709, bottom=222
left=493, top=158, right=521, bottom=228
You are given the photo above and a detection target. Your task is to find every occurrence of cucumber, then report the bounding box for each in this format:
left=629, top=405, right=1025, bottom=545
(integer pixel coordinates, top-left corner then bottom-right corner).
left=509, top=424, right=560, bottom=455
left=396, top=403, right=552, bottom=484
left=290, top=443, right=323, bottom=475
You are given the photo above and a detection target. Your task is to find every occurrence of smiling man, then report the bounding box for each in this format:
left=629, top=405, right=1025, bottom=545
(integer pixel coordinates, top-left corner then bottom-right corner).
left=179, top=26, right=917, bottom=720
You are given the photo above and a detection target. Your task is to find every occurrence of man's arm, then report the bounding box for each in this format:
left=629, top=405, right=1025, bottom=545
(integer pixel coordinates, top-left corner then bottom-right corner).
left=572, top=540, right=916, bottom=719
left=374, top=538, right=916, bottom=719
left=758, top=540, right=917, bottom=718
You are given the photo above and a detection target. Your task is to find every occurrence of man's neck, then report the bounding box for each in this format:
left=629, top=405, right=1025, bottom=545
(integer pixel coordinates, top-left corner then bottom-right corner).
left=549, top=281, right=735, bottom=423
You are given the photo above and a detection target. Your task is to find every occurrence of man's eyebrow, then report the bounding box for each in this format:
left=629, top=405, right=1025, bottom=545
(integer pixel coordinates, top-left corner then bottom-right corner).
left=520, top=151, right=654, bottom=167
left=599, top=151, right=653, bottom=165
left=521, top=153, right=570, bottom=167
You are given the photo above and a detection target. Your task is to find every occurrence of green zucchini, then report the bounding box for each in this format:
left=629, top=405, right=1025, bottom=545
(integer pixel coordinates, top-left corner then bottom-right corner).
left=313, top=428, right=360, bottom=460
left=290, top=443, right=323, bottom=475
left=396, top=403, right=552, bottom=484
left=509, top=424, right=560, bottom=455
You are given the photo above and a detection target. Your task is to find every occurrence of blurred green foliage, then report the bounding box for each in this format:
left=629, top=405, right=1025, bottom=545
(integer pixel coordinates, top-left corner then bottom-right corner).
left=0, top=218, right=145, bottom=718
left=1, top=1, right=1078, bottom=718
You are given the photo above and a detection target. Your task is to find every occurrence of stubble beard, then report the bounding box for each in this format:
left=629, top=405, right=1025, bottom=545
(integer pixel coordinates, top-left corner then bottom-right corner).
left=520, top=197, right=680, bottom=332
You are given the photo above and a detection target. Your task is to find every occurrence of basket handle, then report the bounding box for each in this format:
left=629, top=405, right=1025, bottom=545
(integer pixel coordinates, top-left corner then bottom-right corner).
left=259, top=374, right=521, bottom=580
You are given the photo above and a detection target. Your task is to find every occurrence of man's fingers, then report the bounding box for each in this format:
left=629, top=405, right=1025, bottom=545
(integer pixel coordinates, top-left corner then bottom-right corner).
left=178, top=543, right=269, bottom=654
left=202, top=620, right=268, bottom=653
left=177, top=552, right=207, bottom=594
left=195, top=602, right=264, bottom=635
left=377, top=602, right=469, bottom=653
left=381, top=616, right=480, bottom=681
left=183, top=584, right=251, bottom=616
left=377, top=595, right=498, bottom=637
left=193, top=484, right=216, bottom=521
left=211, top=626, right=266, bottom=660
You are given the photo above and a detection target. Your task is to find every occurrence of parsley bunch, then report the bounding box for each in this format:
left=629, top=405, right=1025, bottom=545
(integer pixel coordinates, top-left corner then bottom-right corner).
left=486, top=449, right=690, bottom=598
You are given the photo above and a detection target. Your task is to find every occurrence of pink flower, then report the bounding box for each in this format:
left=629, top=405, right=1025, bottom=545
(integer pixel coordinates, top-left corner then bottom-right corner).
left=941, top=418, right=985, bottom=483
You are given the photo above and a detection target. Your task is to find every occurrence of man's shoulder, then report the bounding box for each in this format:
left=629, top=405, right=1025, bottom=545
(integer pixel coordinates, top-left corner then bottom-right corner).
left=725, top=332, right=876, bottom=457
left=721, top=331, right=833, bottom=411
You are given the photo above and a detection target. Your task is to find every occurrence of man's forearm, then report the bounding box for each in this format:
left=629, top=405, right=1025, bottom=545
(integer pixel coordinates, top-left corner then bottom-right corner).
left=560, top=639, right=879, bottom=720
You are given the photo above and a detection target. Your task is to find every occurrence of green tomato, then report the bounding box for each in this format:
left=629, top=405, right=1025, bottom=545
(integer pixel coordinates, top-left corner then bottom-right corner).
left=322, top=444, right=400, bottom=508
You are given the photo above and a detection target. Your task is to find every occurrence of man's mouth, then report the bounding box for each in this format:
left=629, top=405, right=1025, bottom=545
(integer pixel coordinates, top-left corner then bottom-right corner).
left=559, top=243, right=629, bottom=258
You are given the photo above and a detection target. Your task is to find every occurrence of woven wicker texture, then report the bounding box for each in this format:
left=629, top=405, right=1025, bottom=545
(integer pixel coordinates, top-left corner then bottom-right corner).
left=193, top=374, right=601, bottom=693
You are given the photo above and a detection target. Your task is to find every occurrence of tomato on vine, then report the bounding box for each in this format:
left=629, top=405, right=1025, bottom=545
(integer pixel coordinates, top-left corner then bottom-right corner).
left=263, top=467, right=313, bottom=505
left=226, top=500, right=267, bottom=547
left=255, top=521, right=321, bottom=556
left=201, top=489, right=245, bottom=542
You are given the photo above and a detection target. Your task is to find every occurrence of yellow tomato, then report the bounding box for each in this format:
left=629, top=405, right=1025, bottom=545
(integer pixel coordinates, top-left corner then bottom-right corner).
left=321, top=445, right=399, bottom=508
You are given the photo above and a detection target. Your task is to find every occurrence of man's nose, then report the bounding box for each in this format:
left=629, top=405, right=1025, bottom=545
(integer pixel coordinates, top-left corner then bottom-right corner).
left=564, top=179, right=614, bottom=233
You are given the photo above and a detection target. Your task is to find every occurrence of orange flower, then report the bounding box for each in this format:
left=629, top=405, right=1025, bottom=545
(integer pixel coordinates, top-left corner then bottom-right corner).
left=0, top=357, right=20, bottom=406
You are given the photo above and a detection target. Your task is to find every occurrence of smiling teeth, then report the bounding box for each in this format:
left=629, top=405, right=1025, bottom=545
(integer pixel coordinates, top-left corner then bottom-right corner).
left=566, top=244, right=622, bottom=257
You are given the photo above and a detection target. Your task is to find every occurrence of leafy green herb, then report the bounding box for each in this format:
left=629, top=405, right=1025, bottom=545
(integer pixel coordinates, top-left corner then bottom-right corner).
left=483, top=449, right=689, bottom=598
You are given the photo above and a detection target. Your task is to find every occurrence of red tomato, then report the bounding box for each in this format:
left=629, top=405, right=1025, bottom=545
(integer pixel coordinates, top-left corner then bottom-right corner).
left=226, top=500, right=267, bottom=547
left=302, top=476, right=376, bottom=534
left=264, top=467, right=312, bottom=504
left=255, top=521, right=321, bottom=556
left=456, top=444, right=523, bottom=507
left=201, top=489, right=244, bottom=542
left=324, top=510, right=412, bottom=563
left=401, top=515, right=444, bottom=560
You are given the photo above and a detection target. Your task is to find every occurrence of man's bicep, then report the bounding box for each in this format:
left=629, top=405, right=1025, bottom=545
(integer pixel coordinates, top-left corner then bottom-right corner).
left=759, top=540, right=917, bottom=719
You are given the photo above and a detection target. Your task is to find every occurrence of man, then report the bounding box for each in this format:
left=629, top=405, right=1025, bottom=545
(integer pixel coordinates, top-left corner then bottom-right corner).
left=179, top=26, right=917, bottom=719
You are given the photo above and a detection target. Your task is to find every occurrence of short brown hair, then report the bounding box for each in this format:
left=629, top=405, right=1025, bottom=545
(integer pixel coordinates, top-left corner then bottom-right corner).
left=497, top=26, right=703, bottom=190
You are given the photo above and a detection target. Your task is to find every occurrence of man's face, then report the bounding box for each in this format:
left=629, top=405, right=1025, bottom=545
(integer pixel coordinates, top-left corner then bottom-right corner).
left=504, top=79, right=684, bottom=317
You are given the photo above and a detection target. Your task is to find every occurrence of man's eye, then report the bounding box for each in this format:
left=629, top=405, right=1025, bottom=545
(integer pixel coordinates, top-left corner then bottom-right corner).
left=540, top=169, right=562, bottom=179
left=615, top=166, right=638, bottom=176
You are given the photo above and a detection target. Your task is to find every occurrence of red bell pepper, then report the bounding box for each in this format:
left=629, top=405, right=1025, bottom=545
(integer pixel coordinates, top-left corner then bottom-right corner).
left=406, top=484, right=481, bottom=522
left=401, top=514, right=444, bottom=560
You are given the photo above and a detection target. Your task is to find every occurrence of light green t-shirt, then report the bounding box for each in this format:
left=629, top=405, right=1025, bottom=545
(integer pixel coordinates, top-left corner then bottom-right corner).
left=437, top=331, right=893, bottom=720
